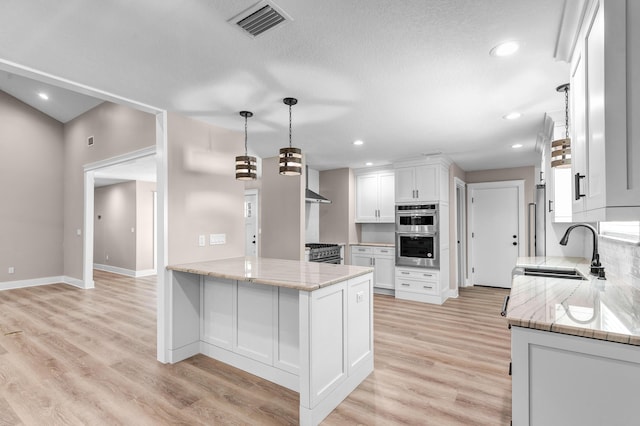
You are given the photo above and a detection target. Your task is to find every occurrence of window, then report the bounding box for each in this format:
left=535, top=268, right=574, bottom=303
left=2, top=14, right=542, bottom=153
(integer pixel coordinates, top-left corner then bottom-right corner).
left=599, top=221, right=640, bottom=243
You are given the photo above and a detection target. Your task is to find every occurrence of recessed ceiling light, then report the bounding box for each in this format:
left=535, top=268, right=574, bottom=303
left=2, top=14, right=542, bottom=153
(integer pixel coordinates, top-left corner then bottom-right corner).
left=38, top=92, right=49, bottom=100
left=490, top=41, right=520, bottom=57
left=512, top=143, right=523, bottom=149
left=365, top=162, right=373, bottom=166
left=353, top=140, right=364, bottom=146
left=503, top=112, right=522, bottom=120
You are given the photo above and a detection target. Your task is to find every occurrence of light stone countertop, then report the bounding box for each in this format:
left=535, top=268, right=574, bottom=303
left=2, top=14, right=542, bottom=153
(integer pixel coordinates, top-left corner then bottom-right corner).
left=167, top=256, right=373, bottom=291
left=507, top=256, right=640, bottom=346
left=349, top=242, right=395, bottom=248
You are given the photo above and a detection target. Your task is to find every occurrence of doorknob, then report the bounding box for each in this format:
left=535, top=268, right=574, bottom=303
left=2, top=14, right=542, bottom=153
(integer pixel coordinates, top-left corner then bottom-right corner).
left=512, top=235, right=517, bottom=238
left=512, top=242, right=517, bottom=246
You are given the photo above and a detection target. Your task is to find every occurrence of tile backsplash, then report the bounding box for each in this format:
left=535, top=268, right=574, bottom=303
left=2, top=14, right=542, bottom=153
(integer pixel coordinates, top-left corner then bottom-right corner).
left=599, top=237, right=640, bottom=290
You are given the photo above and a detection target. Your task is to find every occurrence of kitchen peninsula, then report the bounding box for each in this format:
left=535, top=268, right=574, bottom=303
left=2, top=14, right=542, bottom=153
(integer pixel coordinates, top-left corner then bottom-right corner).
left=166, top=257, right=374, bottom=426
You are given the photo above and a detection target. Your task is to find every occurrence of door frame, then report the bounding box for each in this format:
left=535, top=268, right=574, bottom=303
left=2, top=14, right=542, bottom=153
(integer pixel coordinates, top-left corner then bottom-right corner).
left=244, top=188, right=260, bottom=257
left=453, top=177, right=468, bottom=288
left=467, top=180, right=525, bottom=286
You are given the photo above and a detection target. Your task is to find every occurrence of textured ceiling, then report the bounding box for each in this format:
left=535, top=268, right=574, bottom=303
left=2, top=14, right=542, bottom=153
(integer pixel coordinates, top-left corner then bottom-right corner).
left=0, top=0, right=570, bottom=171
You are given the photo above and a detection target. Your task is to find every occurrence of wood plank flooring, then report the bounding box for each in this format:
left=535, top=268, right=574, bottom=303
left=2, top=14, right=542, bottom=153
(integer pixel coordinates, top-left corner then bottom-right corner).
left=0, top=271, right=511, bottom=425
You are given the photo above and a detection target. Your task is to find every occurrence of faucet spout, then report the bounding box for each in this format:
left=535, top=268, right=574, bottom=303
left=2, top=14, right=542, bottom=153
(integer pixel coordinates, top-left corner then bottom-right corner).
left=559, top=224, right=604, bottom=277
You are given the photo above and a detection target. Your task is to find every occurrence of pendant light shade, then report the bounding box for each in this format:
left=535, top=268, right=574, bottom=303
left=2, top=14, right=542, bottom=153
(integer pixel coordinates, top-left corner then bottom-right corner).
left=236, top=111, right=257, bottom=180
left=551, top=83, right=571, bottom=168
left=279, top=97, right=302, bottom=176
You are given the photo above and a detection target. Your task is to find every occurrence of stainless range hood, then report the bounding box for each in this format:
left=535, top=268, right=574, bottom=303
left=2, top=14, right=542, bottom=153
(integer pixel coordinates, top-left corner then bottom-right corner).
left=305, top=166, right=331, bottom=204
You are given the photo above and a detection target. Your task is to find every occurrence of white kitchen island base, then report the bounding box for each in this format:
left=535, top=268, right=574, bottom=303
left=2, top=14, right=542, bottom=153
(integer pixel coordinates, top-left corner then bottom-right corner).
left=166, top=258, right=374, bottom=426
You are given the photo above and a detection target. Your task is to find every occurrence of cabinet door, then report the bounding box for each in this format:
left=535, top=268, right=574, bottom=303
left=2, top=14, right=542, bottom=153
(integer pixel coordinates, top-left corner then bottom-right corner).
left=414, top=165, right=438, bottom=202
left=373, top=255, right=395, bottom=289
left=377, top=172, right=395, bottom=222
left=394, top=167, right=416, bottom=203
left=585, top=3, right=606, bottom=212
left=570, top=46, right=587, bottom=216
left=351, top=252, right=373, bottom=268
left=355, top=174, right=378, bottom=222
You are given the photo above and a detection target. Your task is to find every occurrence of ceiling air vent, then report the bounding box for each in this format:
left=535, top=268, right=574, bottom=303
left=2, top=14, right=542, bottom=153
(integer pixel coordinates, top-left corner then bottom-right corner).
left=229, top=1, right=291, bottom=38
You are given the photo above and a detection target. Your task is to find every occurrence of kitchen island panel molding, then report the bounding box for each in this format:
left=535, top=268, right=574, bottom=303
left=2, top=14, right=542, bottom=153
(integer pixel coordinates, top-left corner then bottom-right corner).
left=167, top=258, right=374, bottom=425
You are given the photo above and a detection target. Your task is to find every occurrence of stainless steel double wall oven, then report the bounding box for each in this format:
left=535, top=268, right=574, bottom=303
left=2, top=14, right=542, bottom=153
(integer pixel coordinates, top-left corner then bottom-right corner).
left=395, top=204, right=439, bottom=268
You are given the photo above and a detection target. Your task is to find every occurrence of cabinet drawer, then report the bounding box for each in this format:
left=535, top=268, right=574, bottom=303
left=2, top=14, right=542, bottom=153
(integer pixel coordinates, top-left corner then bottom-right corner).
left=374, top=247, right=394, bottom=256
left=395, top=278, right=437, bottom=295
left=395, top=268, right=438, bottom=281
left=351, top=246, right=374, bottom=255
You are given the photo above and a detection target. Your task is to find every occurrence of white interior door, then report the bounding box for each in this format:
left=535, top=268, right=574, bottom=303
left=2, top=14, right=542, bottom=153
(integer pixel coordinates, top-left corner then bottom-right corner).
left=245, top=191, right=258, bottom=256
left=469, top=181, right=524, bottom=288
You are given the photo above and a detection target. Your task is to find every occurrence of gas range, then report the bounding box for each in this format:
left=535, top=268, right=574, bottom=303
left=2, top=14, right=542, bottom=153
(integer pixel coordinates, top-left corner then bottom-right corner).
left=305, top=243, right=342, bottom=264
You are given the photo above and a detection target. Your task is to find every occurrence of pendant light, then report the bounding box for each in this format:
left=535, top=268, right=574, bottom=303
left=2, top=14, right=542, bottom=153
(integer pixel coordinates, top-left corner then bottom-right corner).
left=551, top=83, right=571, bottom=168
left=236, top=111, right=257, bottom=180
left=279, top=97, right=302, bottom=176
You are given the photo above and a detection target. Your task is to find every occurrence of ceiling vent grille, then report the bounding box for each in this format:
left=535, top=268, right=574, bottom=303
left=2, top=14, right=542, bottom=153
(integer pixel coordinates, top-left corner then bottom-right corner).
left=230, top=2, right=290, bottom=38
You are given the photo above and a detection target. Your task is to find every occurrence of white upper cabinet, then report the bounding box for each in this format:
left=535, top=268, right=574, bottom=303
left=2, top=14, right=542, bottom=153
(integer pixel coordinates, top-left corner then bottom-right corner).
left=394, top=157, right=450, bottom=204
left=570, top=0, right=640, bottom=221
left=355, top=170, right=395, bottom=223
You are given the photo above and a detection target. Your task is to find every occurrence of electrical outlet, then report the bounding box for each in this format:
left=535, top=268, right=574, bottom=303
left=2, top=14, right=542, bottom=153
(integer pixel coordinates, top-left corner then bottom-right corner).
left=76, top=228, right=82, bottom=236
left=106, top=254, right=109, bottom=261
left=8, top=267, right=15, bottom=274
left=210, top=234, right=226, bottom=245
left=356, top=291, right=364, bottom=303
left=198, top=235, right=206, bottom=247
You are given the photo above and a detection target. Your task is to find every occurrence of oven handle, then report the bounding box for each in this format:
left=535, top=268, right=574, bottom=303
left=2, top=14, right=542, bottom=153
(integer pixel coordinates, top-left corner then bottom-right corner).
left=311, top=257, right=343, bottom=264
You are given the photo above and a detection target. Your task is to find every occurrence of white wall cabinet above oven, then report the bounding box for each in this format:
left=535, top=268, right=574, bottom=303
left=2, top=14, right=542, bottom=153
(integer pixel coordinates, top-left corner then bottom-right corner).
left=394, top=157, right=450, bottom=204
left=354, top=169, right=395, bottom=223
left=569, top=0, right=640, bottom=221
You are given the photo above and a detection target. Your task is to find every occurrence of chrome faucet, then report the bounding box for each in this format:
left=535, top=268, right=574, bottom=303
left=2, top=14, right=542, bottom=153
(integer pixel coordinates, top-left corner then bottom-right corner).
left=559, top=224, right=605, bottom=278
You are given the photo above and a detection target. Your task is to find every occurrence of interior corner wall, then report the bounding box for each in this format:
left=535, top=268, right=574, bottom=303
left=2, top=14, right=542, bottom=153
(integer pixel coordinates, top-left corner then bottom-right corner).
left=94, top=181, right=137, bottom=271
left=136, top=181, right=156, bottom=271
left=0, top=90, right=64, bottom=282
left=166, top=112, right=245, bottom=265
left=319, top=168, right=356, bottom=262
left=63, top=101, right=156, bottom=280
left=448, top=162, right=466, bottom=290
left=261, top=156, right=304, bottom=261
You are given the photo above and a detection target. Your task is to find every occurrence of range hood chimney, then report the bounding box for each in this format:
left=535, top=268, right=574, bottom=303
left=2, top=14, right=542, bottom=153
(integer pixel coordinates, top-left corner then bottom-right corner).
left=305, top=166, right=331, bottom=204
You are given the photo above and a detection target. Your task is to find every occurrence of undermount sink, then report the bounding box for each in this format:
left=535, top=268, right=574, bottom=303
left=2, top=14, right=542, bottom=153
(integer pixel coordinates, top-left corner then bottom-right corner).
left=522, top=267, right=587, bottom=281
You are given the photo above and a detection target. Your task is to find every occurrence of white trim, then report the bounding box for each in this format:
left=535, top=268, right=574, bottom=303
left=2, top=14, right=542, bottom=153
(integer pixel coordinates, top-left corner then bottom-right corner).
left=93, top=264, right=157, bottom=278
left=156, top=111, right=170, bottom=363
left=244, top=188, right=259, bottom=257
left=447, top=288, right=459, bottom=299
left=1, top=276, right=65, bottom=291
left=63, top=275, right=87, bottom=289
left=83, top=170, right=96, bottom=289
left=84, top=146, right=156, bottom=172
left=0, top=59, right=161, bottom=114
left=467, top=180, right=526, bottom=287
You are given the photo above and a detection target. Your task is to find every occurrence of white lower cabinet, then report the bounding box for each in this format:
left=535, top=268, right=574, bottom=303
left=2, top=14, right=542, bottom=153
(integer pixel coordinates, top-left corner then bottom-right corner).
left=395, top=266, right=448, bottom=304
left=511, top=326, right=640, bottom=425
left=350, top=245, right=395, bottom=292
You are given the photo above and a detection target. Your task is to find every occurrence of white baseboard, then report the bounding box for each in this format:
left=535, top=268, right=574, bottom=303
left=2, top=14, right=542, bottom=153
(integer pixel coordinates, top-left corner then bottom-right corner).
left=0, top=275, right=89, bottom=291
left=94, top=263, right=156, bottom=278
left=63, top=275, right=90, bottom=289
left=448, top=288, right=459, bottom=298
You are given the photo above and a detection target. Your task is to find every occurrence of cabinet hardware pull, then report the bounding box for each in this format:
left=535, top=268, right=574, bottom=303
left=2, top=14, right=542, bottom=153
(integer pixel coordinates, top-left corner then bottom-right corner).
left=548, top=200, right=553, bottom=212
left=401, top=283, right=410, bottom=286
left=423, top=274, right=432, bottom=277
left=539, top=171, right=544, bottom=182
left=401, top=271, right=410, bottom=275
left=574, top=173, right=586, bottom=200
left=416, top=189, right=419, bottom=198
left=423, top=286, right=432, bottom=289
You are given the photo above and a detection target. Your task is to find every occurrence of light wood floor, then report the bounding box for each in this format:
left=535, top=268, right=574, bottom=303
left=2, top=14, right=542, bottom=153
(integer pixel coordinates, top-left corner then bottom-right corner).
left=0, top=271, right=511, bottom=425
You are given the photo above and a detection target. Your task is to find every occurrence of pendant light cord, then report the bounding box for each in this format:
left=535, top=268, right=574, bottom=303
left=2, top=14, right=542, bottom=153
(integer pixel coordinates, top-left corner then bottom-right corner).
left=289, top=103, right=293, bottom=148
left=564, top=86, right=569, bottom=140
left=244, top=114, right=249, bottom=156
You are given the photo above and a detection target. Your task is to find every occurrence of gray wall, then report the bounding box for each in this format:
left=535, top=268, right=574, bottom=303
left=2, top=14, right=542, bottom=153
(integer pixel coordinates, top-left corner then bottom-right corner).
left=0, top=91, right=64, bottom=282
left=167, top=112, right=245, bottom=264
left=261, top=156, right=304, bottom=260
left=320, top=168, right=357, bottom=262
left=94, top=180, right=156, bottom=272
left=64, top=102, right=156, bottom=279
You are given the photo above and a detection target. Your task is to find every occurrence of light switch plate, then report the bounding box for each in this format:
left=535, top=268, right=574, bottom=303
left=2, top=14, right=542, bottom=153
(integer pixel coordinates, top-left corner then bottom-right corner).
left=8, top=267, right=15, bottom=274
left=198, top=235, right=206, bottom=247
